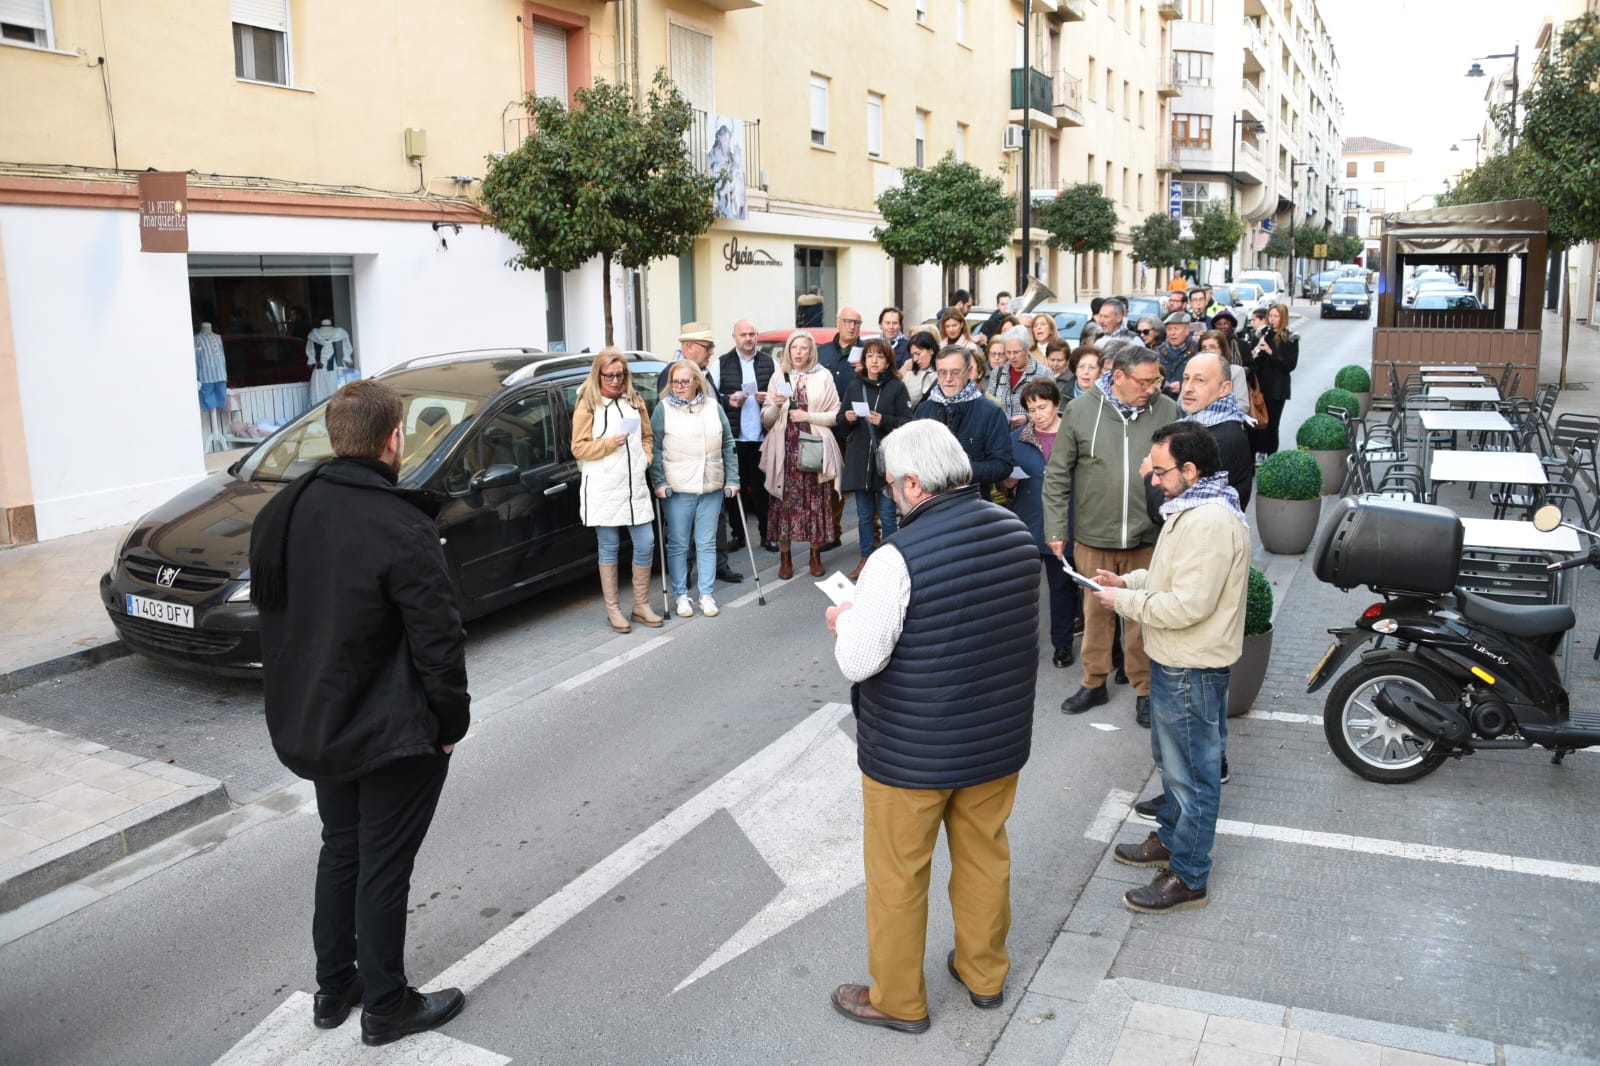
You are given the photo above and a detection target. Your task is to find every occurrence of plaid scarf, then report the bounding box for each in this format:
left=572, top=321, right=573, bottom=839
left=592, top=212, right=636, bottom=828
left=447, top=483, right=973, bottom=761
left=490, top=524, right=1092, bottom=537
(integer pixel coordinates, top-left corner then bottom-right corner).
left=926, top=380, right=982, bottom=407
left=1094, top=371, right=1144, bottom=420
left=1185, top=392, right=1255, bottom=428
left=1159, top=471, right=1247, bottom=527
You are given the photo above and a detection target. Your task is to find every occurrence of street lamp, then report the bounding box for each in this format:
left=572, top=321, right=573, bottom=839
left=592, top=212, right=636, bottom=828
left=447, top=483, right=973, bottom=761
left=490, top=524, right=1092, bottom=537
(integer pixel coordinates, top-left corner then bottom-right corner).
left=1228, top=114, right=1265, bottom=282
left=1288, top=160, right=1314, bottom=301
left=1450, top=135, right=1483, bottom=167
left=1020, top=0, right=1033, bottom=291
left=1465, top=45, right=1519, bottom=152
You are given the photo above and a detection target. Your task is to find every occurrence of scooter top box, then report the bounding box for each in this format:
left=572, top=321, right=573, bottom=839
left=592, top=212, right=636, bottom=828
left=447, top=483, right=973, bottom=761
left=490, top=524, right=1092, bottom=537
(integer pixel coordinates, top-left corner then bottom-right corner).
left=1313, top=496, right=1465, bottom=594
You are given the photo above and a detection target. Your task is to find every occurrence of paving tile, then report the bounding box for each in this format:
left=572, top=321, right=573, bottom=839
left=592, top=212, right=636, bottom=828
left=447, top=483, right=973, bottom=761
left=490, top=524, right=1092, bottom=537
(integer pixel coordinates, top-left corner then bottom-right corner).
left=115, top=775, right=182, bottom=805
left=0, top=821, right=46, bottom=863
left=1203, top=1014, right=1289, bottom=1056
left=3, top=767, right=76, bottom=800
left=59, top=757, right=151, bottom=793
left=1126, top=1001, right=1210, bottom=1042
left=1381, top=1051, right=1468, bottom=1066
left=1109, top=1026, right=1201, bottom=1065
left=1293, top=1029, right=1384, bottom=1066
left=1194, top=1043, right=1280, bottom=1066
left=39, top=781, right=138, bottom=820
left=0, top=803, right=95, bottom=839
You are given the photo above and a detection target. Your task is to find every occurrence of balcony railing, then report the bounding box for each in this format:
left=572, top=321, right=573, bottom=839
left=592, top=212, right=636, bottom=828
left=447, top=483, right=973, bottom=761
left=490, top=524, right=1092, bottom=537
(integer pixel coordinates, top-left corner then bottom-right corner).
left=1053, top=70, right=1084, bottom=125
left=1242, top=19, right=1269, bottom=70
left=686, top=109, right=763, bottom=190
left=1010, top=67, right=1054, bottom=115
left=1157, top=55, right=1181, bottom=96
left=1157, top=0, right=1183, bottom=20
left=1156, top=139, right=1180, bottom=172
left=1241, top=77, right=1264, bottom=107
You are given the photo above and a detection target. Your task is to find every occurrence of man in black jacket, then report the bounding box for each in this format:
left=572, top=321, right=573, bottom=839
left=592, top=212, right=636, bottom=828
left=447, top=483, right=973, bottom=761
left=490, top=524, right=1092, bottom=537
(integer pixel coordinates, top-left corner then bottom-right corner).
left=824, top=420, right=1037, bottom=1033
left=912, top=346, right=1015, bottom=490
left=719, top=319, right=778, bottom=550
left=249, top=379, right=469, bottom=1048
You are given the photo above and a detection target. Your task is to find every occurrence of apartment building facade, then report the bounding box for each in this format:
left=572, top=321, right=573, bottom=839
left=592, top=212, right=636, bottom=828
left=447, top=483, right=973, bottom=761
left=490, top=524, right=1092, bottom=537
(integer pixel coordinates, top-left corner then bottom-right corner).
left=1340, top=137, right=1413, bottom=270
left=1161, top=0, right=1343, bottom=284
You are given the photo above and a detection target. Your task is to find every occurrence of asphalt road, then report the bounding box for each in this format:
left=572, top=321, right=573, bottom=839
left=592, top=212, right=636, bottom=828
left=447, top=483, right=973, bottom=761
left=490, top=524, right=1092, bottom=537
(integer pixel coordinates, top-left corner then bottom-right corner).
left=3, top=310, right=1597, bottom=1065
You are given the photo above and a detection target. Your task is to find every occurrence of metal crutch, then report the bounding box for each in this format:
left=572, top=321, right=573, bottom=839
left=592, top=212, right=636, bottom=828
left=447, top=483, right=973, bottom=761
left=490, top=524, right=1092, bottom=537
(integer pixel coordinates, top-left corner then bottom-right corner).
left=732, top=490, right=767, bottom=606
left=653, top=497, right=671, bottom=618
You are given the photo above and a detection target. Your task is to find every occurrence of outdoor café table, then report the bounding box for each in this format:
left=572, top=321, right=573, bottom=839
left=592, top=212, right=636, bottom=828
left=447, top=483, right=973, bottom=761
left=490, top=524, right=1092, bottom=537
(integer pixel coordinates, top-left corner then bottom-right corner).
left=1430, top=451, right=1548, bottom=504
left=1420, top=374, right=1489, bottom=385
left=1417, top=410, right=1516, bottom=467
left=1427, top=386, right=1502, bottom=406
left=1424, top=365, right=1479, bottom=373
left=1459, top=517, right=1580, bottom=554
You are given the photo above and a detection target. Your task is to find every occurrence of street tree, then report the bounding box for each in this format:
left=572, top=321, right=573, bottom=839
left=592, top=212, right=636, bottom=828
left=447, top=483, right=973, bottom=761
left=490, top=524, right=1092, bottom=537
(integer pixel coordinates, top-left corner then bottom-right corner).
left=873, top=152, right=1016, bottom=299
left=1327, top=233, right=1366, bottom=265
left=481, top=69, right=716, bottom=346
left=1262, top=225, right=1319, bottom=261
left=1129, top=212, right=1186, bottom=282
left=1186, top=205, right=1247, bottom=268
left=1037, top=183, right=1118, bottom=300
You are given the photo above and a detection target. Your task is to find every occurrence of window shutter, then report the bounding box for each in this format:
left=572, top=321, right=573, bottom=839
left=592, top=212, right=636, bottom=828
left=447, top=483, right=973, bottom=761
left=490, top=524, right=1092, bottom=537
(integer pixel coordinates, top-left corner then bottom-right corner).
left=809, top=79, right=828, bottom=135
left=0, top=0, right=48, bottom=32
left=668, top=23, right=714, bottom=113
left=532, top=22, right=568, bottom=103
left=231, top=0, right=286, bottom=32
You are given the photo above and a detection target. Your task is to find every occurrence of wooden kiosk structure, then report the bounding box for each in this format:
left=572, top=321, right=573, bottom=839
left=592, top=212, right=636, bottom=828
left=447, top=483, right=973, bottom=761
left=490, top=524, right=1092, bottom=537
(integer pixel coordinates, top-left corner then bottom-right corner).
left=1372, top=198, right=1547, bottom=403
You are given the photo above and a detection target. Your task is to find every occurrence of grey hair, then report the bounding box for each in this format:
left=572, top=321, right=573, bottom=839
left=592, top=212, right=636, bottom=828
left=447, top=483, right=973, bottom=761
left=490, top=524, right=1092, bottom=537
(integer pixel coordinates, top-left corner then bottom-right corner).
left=881, top=420, right=973, bottom=495
left=935, top=344, right=974, bottom=370
left=1136, top=315, right=1163, bottom=334
left=1100, top=297, right=1127, bottom=319
left=1106, top=340, right=1160, bottom=375
left=1001, top=326, right=1031, bottom=348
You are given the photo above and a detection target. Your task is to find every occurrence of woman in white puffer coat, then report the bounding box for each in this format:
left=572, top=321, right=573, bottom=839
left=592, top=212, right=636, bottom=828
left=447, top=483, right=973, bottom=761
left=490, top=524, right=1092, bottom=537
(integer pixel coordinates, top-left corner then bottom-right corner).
left=571, top=349, right=663, bottom=633
left=648, top=361, right=739, bottom=619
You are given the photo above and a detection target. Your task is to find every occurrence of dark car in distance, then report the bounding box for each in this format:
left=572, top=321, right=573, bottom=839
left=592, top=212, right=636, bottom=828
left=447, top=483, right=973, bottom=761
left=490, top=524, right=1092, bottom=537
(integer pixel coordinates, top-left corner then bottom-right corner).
left=1321, top=279, right=1373, bottom=319
left=101, top=350, right=664, bottom=676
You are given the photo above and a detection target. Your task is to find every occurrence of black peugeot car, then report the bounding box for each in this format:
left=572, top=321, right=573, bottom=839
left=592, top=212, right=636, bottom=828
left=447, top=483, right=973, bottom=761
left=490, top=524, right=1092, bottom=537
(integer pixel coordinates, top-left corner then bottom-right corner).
left=101, top=350, right=664, bottom=676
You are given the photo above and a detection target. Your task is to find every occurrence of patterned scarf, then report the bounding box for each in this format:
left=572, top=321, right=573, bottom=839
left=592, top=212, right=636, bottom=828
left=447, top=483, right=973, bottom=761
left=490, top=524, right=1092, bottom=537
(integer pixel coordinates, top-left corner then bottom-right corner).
left=927, top=380, right=982, bottom=407
left=1094, top=371, right=1143, bottom=420
left=1159, top=471, right=1248, bottom=527
left=1185, top=392, right=1255, bottom=428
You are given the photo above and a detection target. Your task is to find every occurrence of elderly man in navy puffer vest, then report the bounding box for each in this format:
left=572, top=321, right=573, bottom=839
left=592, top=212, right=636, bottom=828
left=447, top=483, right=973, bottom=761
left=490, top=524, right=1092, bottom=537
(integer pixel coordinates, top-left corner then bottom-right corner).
left=823, top=419, right=1040, bottom=1035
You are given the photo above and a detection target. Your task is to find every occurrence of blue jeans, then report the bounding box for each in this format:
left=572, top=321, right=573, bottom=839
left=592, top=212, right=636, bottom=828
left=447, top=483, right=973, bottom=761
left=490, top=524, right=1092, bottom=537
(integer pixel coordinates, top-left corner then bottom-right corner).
left=1148, top=661, right=1229, bottom=890
left=854, top=489, right=898, bottom=556
left=595, top=520, right=655, bottom=567
left=663, top=491, right=721, bottom=597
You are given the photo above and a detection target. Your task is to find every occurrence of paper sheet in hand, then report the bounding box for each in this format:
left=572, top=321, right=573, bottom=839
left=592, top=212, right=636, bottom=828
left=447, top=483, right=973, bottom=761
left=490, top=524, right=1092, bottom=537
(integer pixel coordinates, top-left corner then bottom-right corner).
left=815, top=571, right=856, bottom=606
left=852, top=401, right=871, bottom=417
left=618, top=415, right=641, bottom=435
left=1061, top=558, right=1104, bottom=592
left=1009, top=466, right=1029, bottom=480
left=848, top=346, right=864, bottom=364
left=775, top=381, right=794, bottom=398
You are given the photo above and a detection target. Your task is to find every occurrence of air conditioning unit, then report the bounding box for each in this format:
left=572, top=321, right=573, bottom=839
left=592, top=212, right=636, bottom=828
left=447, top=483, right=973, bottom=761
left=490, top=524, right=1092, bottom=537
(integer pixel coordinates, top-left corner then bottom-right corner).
left=1003, top=124, right=1026, bottom=152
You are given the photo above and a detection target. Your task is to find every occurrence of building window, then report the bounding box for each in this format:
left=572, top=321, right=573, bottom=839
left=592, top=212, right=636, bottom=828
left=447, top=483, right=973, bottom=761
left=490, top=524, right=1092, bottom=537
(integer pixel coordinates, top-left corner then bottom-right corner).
left=795, top=246, right=838, bottom=325
left=1369, top=188, right=1386, bottom=210
left=955, top=122, right=967, bottom=163
left=232, top=0, right=290, bottom=85
left=915, top=109, right=928, bottom=168
left=1105, top=160, right=1114, bottom=193
left=1344, top=217, right=1358, bottom=236
left=1184, top=0, right=1213, bottom=23
left=1105, top=68, right=1114, bottom=109
left=915, top=0, right=928, bottom=24
left=1346, top=160, right=1357, bottom=178
left=1138, top=173, right=1146, bottom=210
left=1138, top=90, right=1146, bottom=127
left=1180, top=181, right=1212, bottom=217
left=1344, top=189, right=1359, bottom=209
left=668, top=22, right=714, bottom=113
left=867, top=92, right=884, bottom=158
left=1087, top=58, right=1098, bottom=100
left=810, top=75, right=830, bottom=147
left=1122, top=167, right=1131, bottom=205
left=956, top=0, right=967, bottom=42
left=1373, top=160, right=1386, bottom=174
left=1175, top=50, right=1213, bottom=83
left=1368, top=217, right=1383, bottom=237
left=1172, top=114, right=1213, bottom=149
left=1, top=0, right=53, bottom=48
left=1139, top=6, right=1147, bottom=44
left=1123, top=80, right=1131, bottom=116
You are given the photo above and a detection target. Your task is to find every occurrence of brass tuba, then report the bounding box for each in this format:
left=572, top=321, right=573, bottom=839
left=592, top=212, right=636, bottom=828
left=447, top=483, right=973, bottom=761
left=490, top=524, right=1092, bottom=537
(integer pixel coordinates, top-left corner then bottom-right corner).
left=1011, top=276, right=1057, bottom=315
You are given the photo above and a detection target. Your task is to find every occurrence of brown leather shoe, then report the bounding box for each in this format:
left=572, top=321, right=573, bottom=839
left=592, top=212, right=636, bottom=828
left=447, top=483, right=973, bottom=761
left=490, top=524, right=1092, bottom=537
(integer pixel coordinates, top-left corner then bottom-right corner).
left=945, top=950, right=1003, bottom=1009
left=829, top=984, right=930, bottom=1034
left=808, top=544, right=825, bottom=576
left=778, top=542, right=793, bottom=580
left=1124, top=869, right=1208, bottom=914
left=848, top=556, right=869, bottom=580
left=1113, top=831, right=1172, bottom=869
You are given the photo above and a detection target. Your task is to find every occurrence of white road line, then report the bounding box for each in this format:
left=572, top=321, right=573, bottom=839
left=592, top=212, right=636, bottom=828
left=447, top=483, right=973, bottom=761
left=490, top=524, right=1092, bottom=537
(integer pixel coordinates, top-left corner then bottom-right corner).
left=728, top=576, right=794, bottom=609
left=1244, top=710, right=1324, bottom=725
left=554, top=634, right=672, bottom=692
left=215, top=993, right=509, bottom=1066
left=1084, top=789, right=1139, bottom=842
left=1216, top=818, right=1600, bottom=884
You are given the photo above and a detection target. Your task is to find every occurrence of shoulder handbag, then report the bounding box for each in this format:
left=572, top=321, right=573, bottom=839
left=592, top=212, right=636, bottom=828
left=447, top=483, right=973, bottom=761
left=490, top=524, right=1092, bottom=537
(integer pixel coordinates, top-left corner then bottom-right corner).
left=790, top=373, right=826, bottom=473
left=1245, top=370, right=1270, bottom=427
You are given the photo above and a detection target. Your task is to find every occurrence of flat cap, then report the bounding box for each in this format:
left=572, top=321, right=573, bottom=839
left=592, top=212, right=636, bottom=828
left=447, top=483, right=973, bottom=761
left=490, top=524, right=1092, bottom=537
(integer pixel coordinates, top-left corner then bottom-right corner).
left=1163, top=311, right=1193, bottom=326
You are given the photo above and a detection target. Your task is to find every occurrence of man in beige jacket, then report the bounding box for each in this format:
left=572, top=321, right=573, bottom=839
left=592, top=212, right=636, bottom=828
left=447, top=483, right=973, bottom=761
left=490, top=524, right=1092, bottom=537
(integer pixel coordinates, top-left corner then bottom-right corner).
left=1088, top=421, right=1248, bottom=914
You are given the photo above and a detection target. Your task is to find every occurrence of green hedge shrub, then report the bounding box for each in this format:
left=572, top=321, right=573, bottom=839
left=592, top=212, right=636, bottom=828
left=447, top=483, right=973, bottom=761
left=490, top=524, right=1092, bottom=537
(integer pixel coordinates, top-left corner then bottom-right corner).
left=1334, top=364, right=1372, bottom=393
left=1315, top=387, right=1362, bottom=418
left=1256, top=449, right=1323, bottom=500
left=1245, top=567, right=1273, bottom=636
left=1296, top=413, right=1349, bottom=450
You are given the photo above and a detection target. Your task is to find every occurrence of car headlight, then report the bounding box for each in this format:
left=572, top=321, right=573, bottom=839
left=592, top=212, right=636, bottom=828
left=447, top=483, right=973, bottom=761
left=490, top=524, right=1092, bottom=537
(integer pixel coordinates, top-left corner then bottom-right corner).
left=226, top=581, right=252, bottom=603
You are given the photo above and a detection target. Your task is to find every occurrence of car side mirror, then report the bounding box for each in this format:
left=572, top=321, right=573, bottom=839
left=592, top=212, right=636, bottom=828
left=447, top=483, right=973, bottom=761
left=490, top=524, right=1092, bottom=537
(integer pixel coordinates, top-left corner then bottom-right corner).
left=469, top=463, right=521, bottom=491
left=1532, top=504, right=1563, bottom=533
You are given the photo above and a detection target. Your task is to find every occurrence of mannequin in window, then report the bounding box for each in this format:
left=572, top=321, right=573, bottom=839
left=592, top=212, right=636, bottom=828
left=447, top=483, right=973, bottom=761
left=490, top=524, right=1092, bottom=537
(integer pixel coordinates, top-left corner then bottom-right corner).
left=307, top=320, right=355, bottom=405
left=195, top=322, right=228, bottom=411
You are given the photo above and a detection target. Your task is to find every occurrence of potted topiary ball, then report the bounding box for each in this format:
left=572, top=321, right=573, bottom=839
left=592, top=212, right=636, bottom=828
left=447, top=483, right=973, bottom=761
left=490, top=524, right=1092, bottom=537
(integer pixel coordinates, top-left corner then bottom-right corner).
left=1296, top=414, right=1351, bottom=495
left=1228, top=566, right=1274, bottom=717
left=1334, top=364, right=1373, bottom=418
left=1315, top=386, right=1362, bottom=422
left=1254, top=449, right=1324, bottom=553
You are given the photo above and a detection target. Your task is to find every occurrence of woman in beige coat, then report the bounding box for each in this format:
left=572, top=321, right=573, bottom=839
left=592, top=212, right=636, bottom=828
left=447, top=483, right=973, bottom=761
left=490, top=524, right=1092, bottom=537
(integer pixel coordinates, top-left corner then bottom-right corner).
left=759, top=331, right=843, bottom=578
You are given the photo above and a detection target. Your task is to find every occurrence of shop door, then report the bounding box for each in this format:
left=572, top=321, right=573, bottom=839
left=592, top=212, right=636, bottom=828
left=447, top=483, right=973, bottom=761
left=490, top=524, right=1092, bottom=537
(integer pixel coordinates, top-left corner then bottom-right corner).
left=436, top=389, right=580, bottom=605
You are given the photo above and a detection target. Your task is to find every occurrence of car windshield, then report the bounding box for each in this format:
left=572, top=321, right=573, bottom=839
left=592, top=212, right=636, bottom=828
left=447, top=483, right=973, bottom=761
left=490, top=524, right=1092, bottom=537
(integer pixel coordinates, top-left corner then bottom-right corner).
left=1234, top=284, right=1260, bottom=299
left=1330, top=281, right=1366, bottom=294
left=240, top=388, right=487, bottom=483
left=1211, top=286, right=1234, bottom=304
left=1245, top=277, right=1278, bottom=293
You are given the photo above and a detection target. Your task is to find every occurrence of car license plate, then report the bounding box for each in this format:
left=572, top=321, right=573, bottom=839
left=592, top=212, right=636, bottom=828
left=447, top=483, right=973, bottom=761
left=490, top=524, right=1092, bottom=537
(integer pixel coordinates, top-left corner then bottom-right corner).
left=125, top=593, right=194, bottom=629
left=1306, top=639, right=1340, bottom=684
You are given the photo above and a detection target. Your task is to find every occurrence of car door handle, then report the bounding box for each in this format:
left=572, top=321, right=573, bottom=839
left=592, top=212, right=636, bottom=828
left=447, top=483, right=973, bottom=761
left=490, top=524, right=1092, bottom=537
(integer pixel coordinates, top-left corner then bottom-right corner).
left=543, top=483, right=570, bottom=496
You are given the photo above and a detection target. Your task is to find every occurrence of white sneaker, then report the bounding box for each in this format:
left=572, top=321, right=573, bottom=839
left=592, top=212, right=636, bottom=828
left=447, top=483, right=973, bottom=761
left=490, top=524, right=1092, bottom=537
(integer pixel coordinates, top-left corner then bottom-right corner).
left=675, top=595, right=694, bottom=618
left=699, top=595, right=719, bottom=617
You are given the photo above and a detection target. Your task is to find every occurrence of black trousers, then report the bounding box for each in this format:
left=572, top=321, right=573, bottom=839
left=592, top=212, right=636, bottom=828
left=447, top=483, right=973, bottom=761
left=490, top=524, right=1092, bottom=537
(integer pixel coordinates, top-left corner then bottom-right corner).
left=312, top=753, right=450, bottom=1013
left=1248, top=396, right=1288, bottom=454
left=734, top=440, right=769, bottom=540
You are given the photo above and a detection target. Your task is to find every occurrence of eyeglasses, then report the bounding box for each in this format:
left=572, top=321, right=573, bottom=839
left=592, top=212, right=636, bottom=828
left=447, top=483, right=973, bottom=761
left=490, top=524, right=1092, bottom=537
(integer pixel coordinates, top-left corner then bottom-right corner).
left=599, top=371, right=628, bottom=382
left=670, top=378, right=697, bottom=387
left=1149, top=464, right=1179, bottom=479
left=840, top=317, right=862, bottom=325
left=1140, top=328, right=1160, bottom=336
left=1128, top=374, right=1164, bottom=389
left=936, top=368, right=968, bottom=378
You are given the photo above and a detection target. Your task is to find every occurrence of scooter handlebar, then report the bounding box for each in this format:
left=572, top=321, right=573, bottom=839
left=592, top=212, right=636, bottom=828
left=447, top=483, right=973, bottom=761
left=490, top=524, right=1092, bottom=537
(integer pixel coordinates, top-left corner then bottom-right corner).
left=1548, top=545, right=1600, bottom=571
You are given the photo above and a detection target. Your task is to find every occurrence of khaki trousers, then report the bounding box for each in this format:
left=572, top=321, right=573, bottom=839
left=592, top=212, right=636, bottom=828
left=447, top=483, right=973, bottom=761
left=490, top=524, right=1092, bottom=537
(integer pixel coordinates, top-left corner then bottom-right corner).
left=1076, top=542, right=1154, bottom=695
left=862, top=772, right=1019, bottom=1020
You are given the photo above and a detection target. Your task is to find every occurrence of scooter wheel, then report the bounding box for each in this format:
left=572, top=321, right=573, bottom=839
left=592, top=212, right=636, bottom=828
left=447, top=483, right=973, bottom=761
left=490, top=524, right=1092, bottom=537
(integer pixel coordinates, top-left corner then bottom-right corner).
left=1324, top=661, right=1454, bottom=783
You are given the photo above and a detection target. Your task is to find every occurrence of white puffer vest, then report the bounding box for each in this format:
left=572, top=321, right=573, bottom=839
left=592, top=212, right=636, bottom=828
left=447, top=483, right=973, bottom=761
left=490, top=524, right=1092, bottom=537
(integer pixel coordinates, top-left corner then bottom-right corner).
left=579, top=397, right=652, bottom=527
left=660, top=398, right=727, bottom=495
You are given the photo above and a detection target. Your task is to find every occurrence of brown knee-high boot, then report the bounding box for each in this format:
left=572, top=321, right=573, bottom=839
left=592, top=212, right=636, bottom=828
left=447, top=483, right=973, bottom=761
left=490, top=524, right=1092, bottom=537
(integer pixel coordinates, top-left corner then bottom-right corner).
left=599, top=563, right=631, bottom=633
left=808, top=543, right=824, bottom=577
left=778, top=540, right=794, bottom=580
left=630, top=565, right=664, bottom=627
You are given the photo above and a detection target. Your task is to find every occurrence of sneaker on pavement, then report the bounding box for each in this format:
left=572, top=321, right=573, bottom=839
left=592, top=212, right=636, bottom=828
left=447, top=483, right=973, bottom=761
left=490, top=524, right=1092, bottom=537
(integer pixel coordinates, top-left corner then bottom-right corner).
left=700, top=595, right=720, bottom=617
left=1133, top=795, right=1165, bottom=823
left=675, top=595, right=694, bottom=618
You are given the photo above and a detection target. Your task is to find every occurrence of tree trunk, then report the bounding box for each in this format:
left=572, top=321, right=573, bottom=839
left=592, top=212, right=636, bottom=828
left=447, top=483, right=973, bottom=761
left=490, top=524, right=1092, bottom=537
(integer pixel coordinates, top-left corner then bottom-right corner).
left=1560, top=275, right=1573, bottom=389
left=601, top=251, right=615, bottom=348
left=1071, top=252, right=1079, bottom=302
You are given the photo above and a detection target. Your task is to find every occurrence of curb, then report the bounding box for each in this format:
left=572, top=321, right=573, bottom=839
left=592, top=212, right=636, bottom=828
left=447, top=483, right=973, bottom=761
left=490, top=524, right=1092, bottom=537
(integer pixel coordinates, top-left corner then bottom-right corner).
left=0, top=639, right=130, bottom=695
left=0, top=753, right=231, bottom=914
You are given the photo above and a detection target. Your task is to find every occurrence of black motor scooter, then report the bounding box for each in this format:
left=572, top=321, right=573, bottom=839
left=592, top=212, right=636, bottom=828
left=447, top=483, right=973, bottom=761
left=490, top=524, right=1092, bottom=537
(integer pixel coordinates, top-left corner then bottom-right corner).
left=1305, top=496, right=1600, bottom=783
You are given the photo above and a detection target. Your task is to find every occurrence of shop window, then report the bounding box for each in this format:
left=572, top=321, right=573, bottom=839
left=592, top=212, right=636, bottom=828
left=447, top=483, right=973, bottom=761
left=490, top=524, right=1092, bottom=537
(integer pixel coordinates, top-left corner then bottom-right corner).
left=232, top=0, right=290, bottom=85
left=1180, top=180, right=1212, bottom=218
left=1, top=0, right=54, bottom=48
left=794, top=246, right=837, bottom=327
